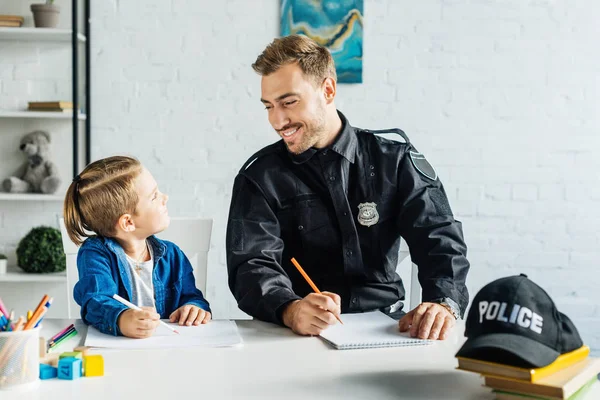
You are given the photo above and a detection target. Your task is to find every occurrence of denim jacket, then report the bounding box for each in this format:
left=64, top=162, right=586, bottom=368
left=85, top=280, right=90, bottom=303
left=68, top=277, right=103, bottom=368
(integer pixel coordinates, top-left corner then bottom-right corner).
left=74, top=235, right=211, bottom=336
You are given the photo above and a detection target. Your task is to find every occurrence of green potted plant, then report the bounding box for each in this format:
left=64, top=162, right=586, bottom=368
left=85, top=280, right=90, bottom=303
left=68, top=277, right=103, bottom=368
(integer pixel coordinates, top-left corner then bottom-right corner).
left=31, top=0, right=60, bottom=28
left=0, top=253, right=6, bottom=274
left=16, top=226, right=65, bottom=273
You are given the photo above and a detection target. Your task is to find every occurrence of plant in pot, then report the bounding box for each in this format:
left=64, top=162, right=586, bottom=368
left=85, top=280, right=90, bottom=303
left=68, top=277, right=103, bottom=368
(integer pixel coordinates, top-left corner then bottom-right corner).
left=31, top=0, right=60, bottom=28
left=0, top=253, right=7, bottom=274
left=16, top=226, right=65, bottom=273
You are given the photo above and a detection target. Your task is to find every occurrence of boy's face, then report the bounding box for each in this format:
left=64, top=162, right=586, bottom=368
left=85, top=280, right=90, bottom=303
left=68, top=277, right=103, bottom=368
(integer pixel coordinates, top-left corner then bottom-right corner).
left=132, top=168, right=170, bottom=236
left=260, top=62, right=328, bottom=155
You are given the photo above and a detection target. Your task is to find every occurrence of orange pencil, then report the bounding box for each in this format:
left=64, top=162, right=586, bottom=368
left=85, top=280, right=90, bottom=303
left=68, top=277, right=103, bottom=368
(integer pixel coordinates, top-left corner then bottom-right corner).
left=290, top=257, right=343, bottom=325
left=23, top=294, right=49, bottom=330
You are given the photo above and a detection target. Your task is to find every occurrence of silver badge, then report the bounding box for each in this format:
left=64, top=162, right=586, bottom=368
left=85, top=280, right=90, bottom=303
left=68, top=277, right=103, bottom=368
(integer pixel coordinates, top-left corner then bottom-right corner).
left=357, top=202, right=379, bottom=227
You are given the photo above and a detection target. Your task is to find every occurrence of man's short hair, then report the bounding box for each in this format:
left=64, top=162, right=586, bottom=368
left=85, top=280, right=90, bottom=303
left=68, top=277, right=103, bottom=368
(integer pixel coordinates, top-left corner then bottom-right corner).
left=252, top=34, right=337, bottom=85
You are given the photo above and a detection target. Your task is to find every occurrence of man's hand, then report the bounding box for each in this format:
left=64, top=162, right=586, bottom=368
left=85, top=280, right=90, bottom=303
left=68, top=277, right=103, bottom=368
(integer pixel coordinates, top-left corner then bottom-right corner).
left=398, top=302, right=455, bottom=340
left=117, top=306, right=160, bottom=339
left=169, top=304, right=211, bottom=326
left=282, top=292, right=341, bottom=336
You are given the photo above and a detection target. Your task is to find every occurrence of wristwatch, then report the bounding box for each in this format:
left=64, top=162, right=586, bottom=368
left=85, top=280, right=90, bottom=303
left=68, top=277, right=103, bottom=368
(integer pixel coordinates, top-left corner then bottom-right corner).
left=432, top=297, right=461, bottom=320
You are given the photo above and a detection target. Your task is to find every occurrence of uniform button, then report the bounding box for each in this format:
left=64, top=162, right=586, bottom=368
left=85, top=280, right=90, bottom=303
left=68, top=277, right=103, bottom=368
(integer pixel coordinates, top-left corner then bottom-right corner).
left=343, top=212, right=348, bottom=216
left=298, top=225, right=304, bottom=231
left=351, top=298, right=357, bottom=304
left=370, top=172, right=375, bottom=177
left=370, top=165, right=375, bottom=170
left=346, top=250, right=353, bottom=256
left=329, top=175, right=336, bottom=181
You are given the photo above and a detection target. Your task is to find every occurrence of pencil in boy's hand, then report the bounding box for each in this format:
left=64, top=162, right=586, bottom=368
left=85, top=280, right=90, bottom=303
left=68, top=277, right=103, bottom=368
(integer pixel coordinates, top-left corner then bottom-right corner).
left=112, top=294, right=180, bottom=335
left=290, top=257, right=344, bottom=325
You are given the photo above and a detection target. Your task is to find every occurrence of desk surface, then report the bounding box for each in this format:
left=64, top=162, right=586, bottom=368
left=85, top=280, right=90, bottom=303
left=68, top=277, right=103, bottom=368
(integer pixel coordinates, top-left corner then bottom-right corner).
left=2, top=319, right=598, bottom=400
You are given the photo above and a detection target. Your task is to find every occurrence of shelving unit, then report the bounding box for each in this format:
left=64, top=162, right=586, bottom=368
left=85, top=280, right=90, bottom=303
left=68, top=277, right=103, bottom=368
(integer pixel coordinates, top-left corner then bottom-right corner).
left=0, top=0, right=91, bottom=298
left=0, top=0, right=91, bottom=177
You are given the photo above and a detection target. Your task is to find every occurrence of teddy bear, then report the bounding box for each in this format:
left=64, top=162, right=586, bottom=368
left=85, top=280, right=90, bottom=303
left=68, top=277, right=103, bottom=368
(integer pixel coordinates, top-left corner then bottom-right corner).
left=3, top=130, right=61, bottom=194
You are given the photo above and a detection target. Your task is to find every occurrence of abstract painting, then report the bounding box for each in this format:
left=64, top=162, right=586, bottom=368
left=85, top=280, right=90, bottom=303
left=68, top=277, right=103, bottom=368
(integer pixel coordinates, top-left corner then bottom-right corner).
left=281, top=0, right=364, bottom=83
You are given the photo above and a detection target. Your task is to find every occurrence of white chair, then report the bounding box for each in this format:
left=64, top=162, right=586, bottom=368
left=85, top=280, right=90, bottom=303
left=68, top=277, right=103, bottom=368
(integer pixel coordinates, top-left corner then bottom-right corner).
left=59, top=217, right=213, bottom=319
left=155, top=217, right=212, bottom=295
left=58, top=217, right=81, bottom=320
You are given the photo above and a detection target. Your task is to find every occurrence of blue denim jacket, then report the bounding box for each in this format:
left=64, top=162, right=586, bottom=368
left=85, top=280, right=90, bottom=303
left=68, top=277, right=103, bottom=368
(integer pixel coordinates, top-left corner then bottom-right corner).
left=74, top=235, right=211, bottom=336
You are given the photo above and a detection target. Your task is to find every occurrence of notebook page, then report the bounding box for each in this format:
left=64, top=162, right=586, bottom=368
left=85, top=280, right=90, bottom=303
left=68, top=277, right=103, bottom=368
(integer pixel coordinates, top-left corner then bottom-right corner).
left=84, top=320, right=243, bottom=350
left=319, top=311, right=433, bottom=349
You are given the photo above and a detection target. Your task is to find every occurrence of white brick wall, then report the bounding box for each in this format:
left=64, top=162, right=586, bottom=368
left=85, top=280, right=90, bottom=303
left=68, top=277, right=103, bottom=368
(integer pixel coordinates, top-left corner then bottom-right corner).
left=1, top=0, right=598, bottom=355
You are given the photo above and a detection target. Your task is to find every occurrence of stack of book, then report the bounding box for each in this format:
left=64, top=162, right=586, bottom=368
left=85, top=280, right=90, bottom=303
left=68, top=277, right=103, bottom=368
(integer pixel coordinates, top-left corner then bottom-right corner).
left=457, top=346, right=600, bottom=399
left=28, top=101, right=75, bottom=113
left=0, top=15, right=24, bottom=27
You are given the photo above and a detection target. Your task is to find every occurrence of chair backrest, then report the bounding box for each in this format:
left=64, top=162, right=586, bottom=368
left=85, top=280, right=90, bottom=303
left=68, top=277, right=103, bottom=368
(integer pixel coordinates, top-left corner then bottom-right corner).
left=58, top=217, right=81, bottom=319
left=155, top=217, right=212, bottom=296
left=58, top=217, right=213, bottom=319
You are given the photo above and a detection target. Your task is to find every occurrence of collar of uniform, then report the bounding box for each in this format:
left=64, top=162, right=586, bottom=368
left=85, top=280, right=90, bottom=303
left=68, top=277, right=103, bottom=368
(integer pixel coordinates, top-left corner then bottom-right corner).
left=329, top=110, right=356, bottom=164
left=288, top=110, right=356, bottom=165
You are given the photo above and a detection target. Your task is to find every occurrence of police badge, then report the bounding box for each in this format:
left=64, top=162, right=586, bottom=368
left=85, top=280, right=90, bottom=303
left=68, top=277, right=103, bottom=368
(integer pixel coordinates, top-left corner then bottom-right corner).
left=357, top=202, right=379, bottom=227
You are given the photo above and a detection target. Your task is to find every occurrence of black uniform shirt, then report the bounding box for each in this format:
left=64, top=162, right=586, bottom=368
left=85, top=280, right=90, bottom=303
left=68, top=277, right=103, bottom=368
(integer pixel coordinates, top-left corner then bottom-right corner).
left=226, top=111, right=469, bottom=325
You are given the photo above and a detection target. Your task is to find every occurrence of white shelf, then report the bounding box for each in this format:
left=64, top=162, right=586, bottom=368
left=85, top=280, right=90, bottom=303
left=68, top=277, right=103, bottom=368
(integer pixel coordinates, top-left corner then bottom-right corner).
left=0, top=267, right=66, bottom=283
left=0, top=111, right=86, bottom=120
left=0, top=27, right=86, bottom=43
left=0, top=193, right=63, bottom=201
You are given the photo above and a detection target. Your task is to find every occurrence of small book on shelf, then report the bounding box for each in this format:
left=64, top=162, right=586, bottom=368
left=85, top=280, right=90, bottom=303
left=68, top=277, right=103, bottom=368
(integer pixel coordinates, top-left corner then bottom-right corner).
left=0, top=15, right=24, bottom=27
left=0, top=21, right=22, bottom=28
left=28, top=101, right=74, bottom=111
left=457, top=345, right=590, bottom=382
left=484, top=358, right=600, bottom=399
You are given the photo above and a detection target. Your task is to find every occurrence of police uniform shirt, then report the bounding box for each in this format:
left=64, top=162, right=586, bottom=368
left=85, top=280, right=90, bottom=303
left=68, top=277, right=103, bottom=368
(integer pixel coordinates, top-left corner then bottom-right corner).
left=226, top=111, right=470, bottom=325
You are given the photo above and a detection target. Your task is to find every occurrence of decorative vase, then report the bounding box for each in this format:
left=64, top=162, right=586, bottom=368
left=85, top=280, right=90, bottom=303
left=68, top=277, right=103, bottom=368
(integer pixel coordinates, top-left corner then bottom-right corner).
left=30, top=4, right=60, bottom=28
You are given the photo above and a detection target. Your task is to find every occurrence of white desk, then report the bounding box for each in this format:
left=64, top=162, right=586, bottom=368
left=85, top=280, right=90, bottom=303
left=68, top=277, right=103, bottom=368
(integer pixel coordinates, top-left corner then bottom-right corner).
left=2, top=319, right=599, bottom=400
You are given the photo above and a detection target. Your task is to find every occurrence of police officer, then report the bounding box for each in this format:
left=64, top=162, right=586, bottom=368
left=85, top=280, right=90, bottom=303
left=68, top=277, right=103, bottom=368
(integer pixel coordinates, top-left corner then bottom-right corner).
left=226, top=35, right=470, bottom=340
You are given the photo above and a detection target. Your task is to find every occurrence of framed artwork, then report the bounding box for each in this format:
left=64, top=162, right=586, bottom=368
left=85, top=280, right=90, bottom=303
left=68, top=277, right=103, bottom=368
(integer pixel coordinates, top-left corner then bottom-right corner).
left=281, top=0, right=364, bottom=83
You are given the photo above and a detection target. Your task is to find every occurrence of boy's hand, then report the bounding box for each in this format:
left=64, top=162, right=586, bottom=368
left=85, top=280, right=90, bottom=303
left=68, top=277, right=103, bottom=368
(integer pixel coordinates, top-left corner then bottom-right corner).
left=169, top=304, right=211, bottom=326
left=117, top=306, right=160, bottom=339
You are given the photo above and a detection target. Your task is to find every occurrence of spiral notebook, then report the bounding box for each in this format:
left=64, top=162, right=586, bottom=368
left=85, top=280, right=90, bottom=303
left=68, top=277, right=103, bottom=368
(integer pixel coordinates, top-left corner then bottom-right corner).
left=319, top=311, right=433, bottom=350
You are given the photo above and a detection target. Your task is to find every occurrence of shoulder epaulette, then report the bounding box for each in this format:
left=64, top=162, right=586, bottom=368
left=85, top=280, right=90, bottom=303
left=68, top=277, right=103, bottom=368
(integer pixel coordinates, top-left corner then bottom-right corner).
left=240, top=142, right=281, bottom=172
left=362, top=128, right=410, bottom=144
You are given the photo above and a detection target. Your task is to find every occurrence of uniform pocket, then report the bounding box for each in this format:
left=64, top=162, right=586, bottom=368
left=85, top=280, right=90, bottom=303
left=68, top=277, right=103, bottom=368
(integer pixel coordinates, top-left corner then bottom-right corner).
left=297, top=199, right=340, bottom=252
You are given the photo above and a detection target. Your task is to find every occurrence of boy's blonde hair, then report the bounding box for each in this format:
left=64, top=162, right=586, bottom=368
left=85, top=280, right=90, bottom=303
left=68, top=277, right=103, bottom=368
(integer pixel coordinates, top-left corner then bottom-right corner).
left=252, top=34, right=337, bottom=85
left=63, top=156, right=143, bottom=246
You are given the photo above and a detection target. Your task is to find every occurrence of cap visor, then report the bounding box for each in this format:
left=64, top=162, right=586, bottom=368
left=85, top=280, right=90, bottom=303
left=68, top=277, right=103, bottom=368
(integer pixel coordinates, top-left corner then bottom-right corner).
left=455, top=333, right=560, bottom=368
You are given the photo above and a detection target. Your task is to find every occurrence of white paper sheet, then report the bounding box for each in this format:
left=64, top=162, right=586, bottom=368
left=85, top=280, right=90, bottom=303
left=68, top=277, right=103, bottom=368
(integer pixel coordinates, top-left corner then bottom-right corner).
left=84, top=320, right=243, bottom=350
left=319, top=311, right=433, bottom=349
